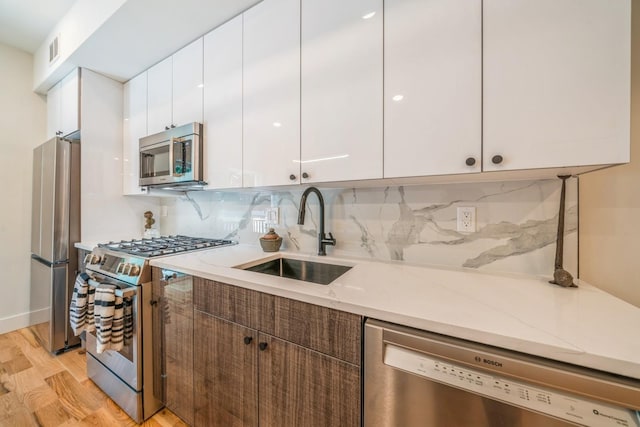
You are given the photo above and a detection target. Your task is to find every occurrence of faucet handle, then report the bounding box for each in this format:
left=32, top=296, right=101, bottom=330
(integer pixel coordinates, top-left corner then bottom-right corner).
left=326, top=232, right=336, bottom=246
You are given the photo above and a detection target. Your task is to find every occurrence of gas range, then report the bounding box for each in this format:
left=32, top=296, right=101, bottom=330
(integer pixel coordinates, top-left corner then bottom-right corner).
left=98, top=235, right=236, bottom=258
left=85, top=235, right=236, bottom=285
left=82, top=234, right=236, bottom=422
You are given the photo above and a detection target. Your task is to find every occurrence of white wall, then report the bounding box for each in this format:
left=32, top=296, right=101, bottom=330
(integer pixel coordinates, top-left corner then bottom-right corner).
left=0, top=43, right=47, bottom=333
left=33, top=0, right=126, bottom=92
left=579, top=0, right=640, bottom=308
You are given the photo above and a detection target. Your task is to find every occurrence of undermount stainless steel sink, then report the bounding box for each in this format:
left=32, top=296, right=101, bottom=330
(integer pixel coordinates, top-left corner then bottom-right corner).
left=240, top=257, right=352, bottom=285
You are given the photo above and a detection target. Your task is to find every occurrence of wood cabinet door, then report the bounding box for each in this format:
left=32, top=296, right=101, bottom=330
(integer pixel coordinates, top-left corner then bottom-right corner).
left=122, top=72, right=147, bottom=195
left=203, top=15, right=243, bottom=189
left=483, top=0, right=631, bottom=171
left=384, top=0, right=481, bottom=178
left=300, top=0, right=383, bottom=183
left=159, top=274, right=194, bottom=424
left=258, top=334, right=361, bottom=427
left=194, top=311, right=258, bottom=427
left=243, top=0, right=301, bottom=187
left=147, top=56, right=173, bottom=135
left=173, top=37, right=204, bottom=127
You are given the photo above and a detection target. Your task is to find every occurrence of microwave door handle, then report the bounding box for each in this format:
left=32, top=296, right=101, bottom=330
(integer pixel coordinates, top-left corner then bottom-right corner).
left=168, top=137, right=176, bottom=177
left=172, top=137, right=185, bottom=177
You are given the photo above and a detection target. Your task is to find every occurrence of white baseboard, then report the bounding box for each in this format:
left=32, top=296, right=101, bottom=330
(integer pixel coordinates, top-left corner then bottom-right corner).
left=0, top=308, right=50, bottom=335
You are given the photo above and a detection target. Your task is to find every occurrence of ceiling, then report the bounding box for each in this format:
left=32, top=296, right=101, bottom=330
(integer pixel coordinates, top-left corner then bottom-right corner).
left=0, top=0, right=77, bottom=53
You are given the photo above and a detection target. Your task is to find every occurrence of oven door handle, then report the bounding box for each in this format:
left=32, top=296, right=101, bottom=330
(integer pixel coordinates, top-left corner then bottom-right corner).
left=88, top=278, right=137, bottom=298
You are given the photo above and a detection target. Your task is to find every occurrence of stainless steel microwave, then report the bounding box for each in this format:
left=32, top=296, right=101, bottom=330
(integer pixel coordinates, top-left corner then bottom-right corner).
left=139, top=122, right=205, bottom=188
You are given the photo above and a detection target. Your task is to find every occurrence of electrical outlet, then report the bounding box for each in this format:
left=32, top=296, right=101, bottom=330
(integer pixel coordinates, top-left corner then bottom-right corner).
left=266, top=207, right=280, bottom=225
left=457, top=207, right=476, bottom=232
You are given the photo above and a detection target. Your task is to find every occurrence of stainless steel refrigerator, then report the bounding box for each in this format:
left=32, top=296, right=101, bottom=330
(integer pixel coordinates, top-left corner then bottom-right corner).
left=30, top=136, right=81, bottom=353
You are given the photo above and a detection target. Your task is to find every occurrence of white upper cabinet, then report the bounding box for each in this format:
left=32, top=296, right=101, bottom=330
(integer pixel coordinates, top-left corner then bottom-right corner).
left=203, top=15, right=243, bottom=189
left=243, top=0, right=301, bottom=187
left=384, top=0, right=481, bottom=178
left=483, top=0, right=631, bottom=172
left=123, top=72, right=148, bottom=195
left=173, top=38, right=204, bottom=127
left=46, top=82, right=61, bottom=139
left=147, top=39, right=204, bottom=136
left=147, top=56, right=173, bottom=135
left=301, top=0, right=383, bottom=183
left=47, top=68, right=80, bottom=138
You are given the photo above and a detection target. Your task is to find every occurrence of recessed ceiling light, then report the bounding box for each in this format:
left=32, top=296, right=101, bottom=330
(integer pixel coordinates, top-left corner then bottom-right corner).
left=362, top=11, right=376, bottom=20
left=392, top=94, right=404, bottom=102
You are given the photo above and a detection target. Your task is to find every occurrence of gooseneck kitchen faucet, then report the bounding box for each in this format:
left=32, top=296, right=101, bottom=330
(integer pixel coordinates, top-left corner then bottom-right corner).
left=297, top=187, right=336, bottom=256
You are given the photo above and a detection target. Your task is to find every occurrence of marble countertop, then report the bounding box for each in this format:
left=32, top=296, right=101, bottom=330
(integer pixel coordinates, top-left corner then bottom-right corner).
left=149, top=244, right=640, bottom=380
left=75, top=241, right=98, bottom=251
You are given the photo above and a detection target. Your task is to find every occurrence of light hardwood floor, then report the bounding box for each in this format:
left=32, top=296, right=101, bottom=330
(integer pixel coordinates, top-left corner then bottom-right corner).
left=0, top=327, right=186, bottom=427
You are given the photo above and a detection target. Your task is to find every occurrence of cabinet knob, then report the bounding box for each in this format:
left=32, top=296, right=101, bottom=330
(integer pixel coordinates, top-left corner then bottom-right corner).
left=170, top=124, right=176, bottom=128
left=243, top=336, right=253, bottom=345
left=259, top=342, right=268, bottom=351
left=491, top=155, right=504, bottom=165
left=302, top=172, right=309, bottom=179
left=164, top=126, right=170, bottom=130
left=465, top=157, right=476, bottom=167
left=289, top=174, right=296, bottom=181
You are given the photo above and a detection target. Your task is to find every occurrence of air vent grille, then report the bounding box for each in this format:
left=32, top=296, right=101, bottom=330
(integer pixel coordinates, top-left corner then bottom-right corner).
left=49, top=36, right=59, bottom=64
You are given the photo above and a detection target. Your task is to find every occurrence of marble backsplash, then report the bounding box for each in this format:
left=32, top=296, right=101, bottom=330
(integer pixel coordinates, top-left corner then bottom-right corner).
left=160, top=178, right=578, bottom=278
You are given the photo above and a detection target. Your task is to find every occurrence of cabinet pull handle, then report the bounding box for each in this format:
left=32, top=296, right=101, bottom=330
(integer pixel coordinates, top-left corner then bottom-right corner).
left=150, top=300, right=158, bottom=306
left=289, top=174, right=297, bottom=181
left=491, top=155, right=504, bottom=165
left=465, top=157, right=476, bottom=166
left=302, top=172, right=309, bottom=179
left=259, top=342, right=268, bottom=351
left=244, top=336, right=253, bottom=345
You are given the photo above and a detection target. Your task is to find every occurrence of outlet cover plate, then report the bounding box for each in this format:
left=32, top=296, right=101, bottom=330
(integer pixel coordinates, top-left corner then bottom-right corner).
left=457, top=207, right=476, bottom=232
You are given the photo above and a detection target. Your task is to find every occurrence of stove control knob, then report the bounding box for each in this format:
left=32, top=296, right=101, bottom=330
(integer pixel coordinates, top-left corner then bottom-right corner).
left=90, top=255, right=102, bottom=264
left=129, top=265, right=141, bottom=276
left=83, top=254, right=92, bottom=264
left=116, top=262, right=126, bottom=274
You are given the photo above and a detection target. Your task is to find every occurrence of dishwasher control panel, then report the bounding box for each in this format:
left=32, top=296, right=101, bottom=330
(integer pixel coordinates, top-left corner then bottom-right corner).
left=384, top=344, right=639, bottom=427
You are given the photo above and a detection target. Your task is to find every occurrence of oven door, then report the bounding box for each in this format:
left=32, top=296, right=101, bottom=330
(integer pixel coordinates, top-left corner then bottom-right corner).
left=139, top=139, right=171, bottom=186
left=85, top=277, right=141, bottom=391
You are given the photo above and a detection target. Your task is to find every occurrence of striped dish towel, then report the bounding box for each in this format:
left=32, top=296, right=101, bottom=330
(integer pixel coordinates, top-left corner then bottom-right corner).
left=69, top=273, right=90, bottom=336
left=94, top=284, right=125, bottom=353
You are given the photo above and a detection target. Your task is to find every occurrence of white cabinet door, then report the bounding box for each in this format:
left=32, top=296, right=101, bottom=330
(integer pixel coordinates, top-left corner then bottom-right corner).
left=483, top=0, right=631, bottom=172
left=59, top=68, right=80, bottom=137
left=47, top=82, right=61, bottom=139
left=384, top=0, right=481, bottom=178
left=243, top=0, right=300, bottom=187
left=147, top=56, right=173, bottom=135
left=301, top=0, right=383, bottom=183
left=203, top=16, right=243, bottom=189
left=123, top=73, right=148, bottom=195
left=173, top=38, right=203, bottom=127
left=47, top=68, right=80, bottom=138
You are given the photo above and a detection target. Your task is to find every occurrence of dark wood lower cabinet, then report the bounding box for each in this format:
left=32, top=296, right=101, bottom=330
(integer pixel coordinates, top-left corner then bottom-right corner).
left=187, top=278, right=362, bottom=427
left=258, top=334, right=361, bottom=427
left=152, top=268, right=194, bottom=426
left=194, top=311, right=258, bottom=427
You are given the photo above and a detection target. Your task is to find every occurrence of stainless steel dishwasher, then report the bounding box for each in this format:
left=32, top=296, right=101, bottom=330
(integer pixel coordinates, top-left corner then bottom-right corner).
left=364, top=319, right=640, bottom=427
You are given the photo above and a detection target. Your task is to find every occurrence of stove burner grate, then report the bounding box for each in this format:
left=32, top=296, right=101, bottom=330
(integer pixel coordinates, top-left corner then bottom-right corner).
left=98, top=235, right=235, bottom=257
